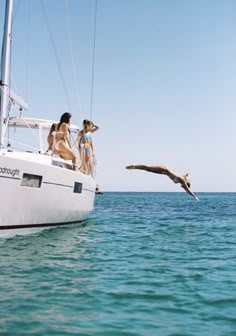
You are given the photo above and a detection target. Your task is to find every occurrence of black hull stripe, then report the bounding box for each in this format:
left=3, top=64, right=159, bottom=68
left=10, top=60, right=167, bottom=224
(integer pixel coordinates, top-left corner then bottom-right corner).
left=0, top=219, right=87, bottom=230
left=0, top=176, right=95, bottom=193
left=0, top=175, right=21, bottom=180
left=43, top=181, right=72, bottom=188
left=83, top=188, right=94, bottom=193
left=43, top=182, right=94, bottom=193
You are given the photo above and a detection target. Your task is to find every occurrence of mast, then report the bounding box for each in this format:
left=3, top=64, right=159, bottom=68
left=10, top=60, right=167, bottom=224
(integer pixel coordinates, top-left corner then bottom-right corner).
left=0, top=0, right=13, bottom=149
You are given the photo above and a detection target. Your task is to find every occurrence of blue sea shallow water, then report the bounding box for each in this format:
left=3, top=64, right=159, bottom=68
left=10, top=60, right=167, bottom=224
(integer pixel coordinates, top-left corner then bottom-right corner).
left=0, top=192, right=236, bottom=336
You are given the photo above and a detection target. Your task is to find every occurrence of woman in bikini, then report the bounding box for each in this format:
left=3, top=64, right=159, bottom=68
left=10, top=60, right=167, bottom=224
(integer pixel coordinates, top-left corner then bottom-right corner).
left=46, top=123, right=56, bottom=153
left=126, top=164, right=199, bottom=201
left=53, top=112, right=78, bottom=171
left=78, top=119, right=99, bottom=175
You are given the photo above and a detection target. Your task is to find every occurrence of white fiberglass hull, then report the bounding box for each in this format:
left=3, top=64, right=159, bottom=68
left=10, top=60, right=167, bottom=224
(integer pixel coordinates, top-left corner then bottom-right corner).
left=0, top=151, right=96, bottom=233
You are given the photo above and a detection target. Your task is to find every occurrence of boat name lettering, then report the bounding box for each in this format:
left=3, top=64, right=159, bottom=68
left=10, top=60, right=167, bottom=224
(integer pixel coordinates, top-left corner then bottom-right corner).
left=0, top=167, right=20, bottom=177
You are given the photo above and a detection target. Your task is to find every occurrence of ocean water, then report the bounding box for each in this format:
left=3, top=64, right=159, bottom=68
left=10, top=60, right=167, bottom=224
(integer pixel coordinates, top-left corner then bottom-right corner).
left=0, top=192, right=236, bottom=336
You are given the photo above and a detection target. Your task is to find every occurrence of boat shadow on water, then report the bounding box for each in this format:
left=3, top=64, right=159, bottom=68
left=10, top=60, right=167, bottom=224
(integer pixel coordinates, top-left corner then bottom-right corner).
left=0, top=217, right=97, bottom=240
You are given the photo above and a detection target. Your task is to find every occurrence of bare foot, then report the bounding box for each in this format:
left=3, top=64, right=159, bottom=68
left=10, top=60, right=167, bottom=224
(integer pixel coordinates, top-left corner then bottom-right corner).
left=126, top=165, right=135, bottom=169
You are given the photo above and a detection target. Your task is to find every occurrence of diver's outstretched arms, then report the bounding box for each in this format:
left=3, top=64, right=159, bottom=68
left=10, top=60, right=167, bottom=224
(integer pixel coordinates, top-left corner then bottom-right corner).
left=181, top=183, right=200, bottom=201
left=193, top=194, right=200, bottom=202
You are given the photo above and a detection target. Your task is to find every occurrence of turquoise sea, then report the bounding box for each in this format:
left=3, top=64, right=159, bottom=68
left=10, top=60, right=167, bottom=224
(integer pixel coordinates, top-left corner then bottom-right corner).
left=0, top=192, right=236, bottom=336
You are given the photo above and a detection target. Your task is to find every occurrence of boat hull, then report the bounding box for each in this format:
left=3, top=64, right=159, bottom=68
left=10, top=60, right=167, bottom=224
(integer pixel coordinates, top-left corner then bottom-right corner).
left=0, top=152, right=96, bottom=232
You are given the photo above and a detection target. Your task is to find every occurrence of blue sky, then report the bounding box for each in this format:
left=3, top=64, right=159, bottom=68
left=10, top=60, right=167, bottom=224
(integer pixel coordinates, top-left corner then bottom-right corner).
left=1, top=0, right=236, bottom=192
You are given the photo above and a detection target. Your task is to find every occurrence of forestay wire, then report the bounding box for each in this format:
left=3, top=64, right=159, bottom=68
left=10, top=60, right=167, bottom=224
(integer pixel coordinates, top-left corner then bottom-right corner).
left=11, top=0, right=31, bottom=105
left=40, top=0, right=72, bottom=113
left=25, top=0, right=31, bottom=102
left=64, top=0, right=82, bottom=119
left=90, top=0, right=98, bottom=120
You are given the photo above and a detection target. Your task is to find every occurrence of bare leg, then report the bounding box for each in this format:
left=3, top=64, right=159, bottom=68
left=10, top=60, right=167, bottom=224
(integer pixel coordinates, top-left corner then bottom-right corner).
left=88, top=156, right=93, bottom=176
left=72, top=156, right=78, bottom=171
left=55, top=142, right=78, bottom=171
left=80, top=146, right=87, bottom=174
left=126, top=164, right=170, bottom=175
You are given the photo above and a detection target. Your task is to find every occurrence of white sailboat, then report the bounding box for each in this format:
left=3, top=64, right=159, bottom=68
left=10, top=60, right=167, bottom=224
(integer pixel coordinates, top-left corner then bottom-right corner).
left=0, top=0, right=96, bottom=234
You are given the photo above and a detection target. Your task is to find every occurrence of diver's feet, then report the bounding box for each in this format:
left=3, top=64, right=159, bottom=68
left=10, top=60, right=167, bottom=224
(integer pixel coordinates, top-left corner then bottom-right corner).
left=126, top=164, right=135, bottom=169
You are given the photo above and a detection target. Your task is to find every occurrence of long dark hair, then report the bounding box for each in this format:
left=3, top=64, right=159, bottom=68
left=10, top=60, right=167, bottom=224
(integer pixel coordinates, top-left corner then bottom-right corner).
left=57, top=112, right=71, bottom=130
left=49, top=123, right=56, bottom=134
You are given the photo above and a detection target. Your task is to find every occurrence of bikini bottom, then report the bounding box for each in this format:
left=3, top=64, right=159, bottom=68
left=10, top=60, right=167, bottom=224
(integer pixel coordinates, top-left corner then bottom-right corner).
left=54, top=140, right=65, bottom=151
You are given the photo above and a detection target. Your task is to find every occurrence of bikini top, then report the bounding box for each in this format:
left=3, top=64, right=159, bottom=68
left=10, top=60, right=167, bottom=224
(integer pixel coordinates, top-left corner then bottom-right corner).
left=55, top=123, right=68, bottom=141
left=81, top=132, right=92, bottom=142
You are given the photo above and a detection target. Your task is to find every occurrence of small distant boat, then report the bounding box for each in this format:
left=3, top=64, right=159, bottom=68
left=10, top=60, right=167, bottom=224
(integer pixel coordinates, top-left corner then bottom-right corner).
left=95, top=185, right=103, bottom=195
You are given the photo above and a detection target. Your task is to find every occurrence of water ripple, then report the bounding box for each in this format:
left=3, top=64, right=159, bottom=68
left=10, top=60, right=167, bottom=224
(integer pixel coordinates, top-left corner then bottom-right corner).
left=0, top=192, right=236, bottom=335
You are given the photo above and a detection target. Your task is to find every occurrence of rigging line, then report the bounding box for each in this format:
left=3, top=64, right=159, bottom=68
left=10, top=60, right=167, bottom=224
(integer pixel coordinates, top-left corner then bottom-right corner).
left=10, top=76, right=20, bottom=94
left=90, top=0, right=98, bottom=120
left=10, top=0, right=31, bottom=103
left=40, top=0, right=72, bottom=113
left=64, top=0, right=82, bottom=119
left=12, top=0, right=21, bottom=22
left=2, top=0, right=21, bottom=101
left=25, top=0, right=31, bottom=102
left=0, top=1, right=15, bottom=72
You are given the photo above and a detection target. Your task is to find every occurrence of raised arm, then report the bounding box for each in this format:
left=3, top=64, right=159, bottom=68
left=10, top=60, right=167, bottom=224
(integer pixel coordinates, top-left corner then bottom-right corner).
left=77, top=130, right=83, bottom=144
left=91, top=122, right=99, bottom=133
